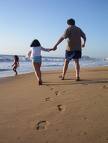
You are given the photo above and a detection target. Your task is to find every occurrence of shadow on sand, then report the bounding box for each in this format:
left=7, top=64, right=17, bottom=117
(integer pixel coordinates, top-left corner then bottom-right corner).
left=43, top=78, right=108, bottom=86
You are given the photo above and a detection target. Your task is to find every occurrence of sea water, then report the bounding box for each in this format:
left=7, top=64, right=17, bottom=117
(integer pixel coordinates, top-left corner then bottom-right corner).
left=0, top=55, right=108, bottom=78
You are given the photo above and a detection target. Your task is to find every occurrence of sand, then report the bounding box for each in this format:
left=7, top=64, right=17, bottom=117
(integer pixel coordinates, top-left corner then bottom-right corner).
left=0, top=67, right=108, bottom=143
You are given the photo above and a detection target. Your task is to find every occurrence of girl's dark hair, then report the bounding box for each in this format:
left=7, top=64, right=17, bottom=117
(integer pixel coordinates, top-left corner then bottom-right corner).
left=67, top=18, right=75, bottom=25
left=14, top=55, right=19, bottom=62
left=30, top=39, right=41, bottom=47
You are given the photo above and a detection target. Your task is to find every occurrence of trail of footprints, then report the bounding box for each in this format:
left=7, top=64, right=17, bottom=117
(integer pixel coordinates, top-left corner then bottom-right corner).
left=35, top=84, right=108, bottom=131
left=35, top=86, right=66, bottom=131
left=36, top=104, right=65, bottom=131
left=36, top=83, right=108, bottom=131
left=36, top=84, right=108, bottom=131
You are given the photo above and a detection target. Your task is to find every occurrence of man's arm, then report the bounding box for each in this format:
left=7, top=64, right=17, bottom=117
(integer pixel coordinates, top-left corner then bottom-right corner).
left=41, top=47, right=54, bottom=52
left=80, top=29, right=86, bottom=47
left=53, top=36, right=65, bottom=50
left=53, top=28, right=69, bottom=50
left=82, top=38, right=86, bottom=47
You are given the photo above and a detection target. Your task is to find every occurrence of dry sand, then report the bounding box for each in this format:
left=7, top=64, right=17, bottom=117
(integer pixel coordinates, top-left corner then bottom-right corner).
left=0, top=67, right=108, bottom=143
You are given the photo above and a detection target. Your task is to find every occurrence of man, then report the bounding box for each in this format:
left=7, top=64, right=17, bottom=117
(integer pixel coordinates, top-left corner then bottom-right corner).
left=53, top=18, right=86, bottom=81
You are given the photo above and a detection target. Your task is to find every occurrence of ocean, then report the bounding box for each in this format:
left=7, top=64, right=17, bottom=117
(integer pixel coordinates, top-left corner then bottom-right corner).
left=0, top=55, right=108, bottom=78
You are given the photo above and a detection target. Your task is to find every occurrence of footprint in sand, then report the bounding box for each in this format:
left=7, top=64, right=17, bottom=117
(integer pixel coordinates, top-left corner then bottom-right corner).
left=45, top=97, right=50, bottom=101
left=79, top=131, right=87, bottom=136
left=45, top=97, right=53, bottom=102
left=17, top=137, right=21, bottom=140
left=55, top=91, right=60, bottom=96
left=83, top=117, right=88, bottom=120
left=62, top=90, right=66, bottom=93
left=50, top=87, right=54, bottom=91
left=105, top=138, right=108, bottom=141
left=61, top=90, right=66, bottom=95
left=83, top=131, right=87, bottom=135
left=102, top=85, right=108, bottom=89
left=36, top=120, right=49, bottom=130
left=57, top=104, right=65, bottom=112
left=82, top=83, right=88, bottom=85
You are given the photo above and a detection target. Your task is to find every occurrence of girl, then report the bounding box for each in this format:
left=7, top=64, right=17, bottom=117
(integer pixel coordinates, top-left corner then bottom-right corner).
left=12, top=55, right=19, bottom=75
left=28, top=39, right=53, bottom=85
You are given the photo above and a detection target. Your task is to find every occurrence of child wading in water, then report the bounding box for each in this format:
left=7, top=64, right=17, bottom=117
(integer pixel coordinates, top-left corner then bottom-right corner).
left=28, top=39, right=53, bottom=85
left=12, top=55, right=19, bottom=76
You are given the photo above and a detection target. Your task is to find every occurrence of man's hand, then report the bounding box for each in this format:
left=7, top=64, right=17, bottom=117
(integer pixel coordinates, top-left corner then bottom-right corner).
left=82, top=43, right=85, bottom=48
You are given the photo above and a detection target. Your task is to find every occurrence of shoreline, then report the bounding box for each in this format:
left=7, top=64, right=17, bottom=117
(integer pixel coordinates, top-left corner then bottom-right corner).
left=0, top=65, right=108, bottom=80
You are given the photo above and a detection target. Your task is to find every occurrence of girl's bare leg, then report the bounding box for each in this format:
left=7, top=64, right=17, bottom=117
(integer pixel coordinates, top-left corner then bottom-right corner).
left=32, top=62, right=42, bottom=85
left=13, top=67, right=17, bottom=75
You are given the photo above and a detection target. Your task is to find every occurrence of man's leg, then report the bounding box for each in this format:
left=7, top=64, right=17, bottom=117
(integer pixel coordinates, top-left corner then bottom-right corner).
left=74, top=59, right=80, bottom=80
left=61, top=59, right=69, bottom=80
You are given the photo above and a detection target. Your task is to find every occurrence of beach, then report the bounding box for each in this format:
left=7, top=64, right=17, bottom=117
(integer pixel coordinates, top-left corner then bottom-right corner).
left=0, top=66, right=108, bottom=143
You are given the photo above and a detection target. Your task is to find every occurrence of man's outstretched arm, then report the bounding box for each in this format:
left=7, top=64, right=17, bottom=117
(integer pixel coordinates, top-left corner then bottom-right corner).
left=53, top=36, right=65, bottom=50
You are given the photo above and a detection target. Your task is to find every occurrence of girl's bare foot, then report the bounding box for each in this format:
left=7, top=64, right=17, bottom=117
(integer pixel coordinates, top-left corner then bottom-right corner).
left=76, top=77, right=80, bottom=81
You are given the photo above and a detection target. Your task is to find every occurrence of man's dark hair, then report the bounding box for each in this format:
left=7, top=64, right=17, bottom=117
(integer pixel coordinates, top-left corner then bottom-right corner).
left=30, top=39, right=41, bottom=47
left=67, top=18, right=75, bottom=25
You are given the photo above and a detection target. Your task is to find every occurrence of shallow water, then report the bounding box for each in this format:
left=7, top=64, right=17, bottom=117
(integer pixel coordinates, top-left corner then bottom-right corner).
left=0, top=55, right=108, bottom=78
